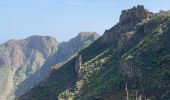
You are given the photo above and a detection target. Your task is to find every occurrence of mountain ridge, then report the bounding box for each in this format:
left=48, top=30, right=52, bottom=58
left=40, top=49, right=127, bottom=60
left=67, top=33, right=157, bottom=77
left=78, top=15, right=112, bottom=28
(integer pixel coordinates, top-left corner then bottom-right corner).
left=19, top=5, right=170, bottom=100
left=0, top=32, right=99, bottom=100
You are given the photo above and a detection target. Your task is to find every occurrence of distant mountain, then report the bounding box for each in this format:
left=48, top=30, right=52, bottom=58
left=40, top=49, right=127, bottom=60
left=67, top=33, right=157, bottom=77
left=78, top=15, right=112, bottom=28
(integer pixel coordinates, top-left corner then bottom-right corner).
left=20, top=5, right=170, bottom=100
left=0, top=32, right=99, bottom=100
left=0, top=36, right=58, bottom=100
left=55, top=32, right=100, bottom=63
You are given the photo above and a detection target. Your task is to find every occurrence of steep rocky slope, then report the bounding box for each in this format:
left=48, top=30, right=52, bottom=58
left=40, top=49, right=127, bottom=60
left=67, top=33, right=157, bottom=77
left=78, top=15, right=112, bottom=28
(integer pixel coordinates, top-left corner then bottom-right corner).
left=0, top=36, right=58, bottom=100
left=20, top=6, right=170, bottom=100
left=0, top=32, right=99, bottom=100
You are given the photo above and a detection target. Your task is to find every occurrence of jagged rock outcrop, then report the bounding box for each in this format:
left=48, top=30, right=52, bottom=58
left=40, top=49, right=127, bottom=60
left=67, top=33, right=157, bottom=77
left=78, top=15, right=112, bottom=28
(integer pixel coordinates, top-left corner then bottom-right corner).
left=75, top=55, right=84, bottom=79
left=119, top=5, right=153, bottom=27
left=101, top=5, right=153, bottom=48
left=75, top=55, right=86, bottom=91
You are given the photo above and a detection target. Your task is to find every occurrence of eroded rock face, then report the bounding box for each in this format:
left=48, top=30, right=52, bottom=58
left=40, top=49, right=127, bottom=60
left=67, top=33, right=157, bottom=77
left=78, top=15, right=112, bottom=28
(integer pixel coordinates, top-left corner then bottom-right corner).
left=75, top=55, right=86, bottom=91
left=101, top=5, right=153, bottom=48
left=75, top=55, right=84, bottom=79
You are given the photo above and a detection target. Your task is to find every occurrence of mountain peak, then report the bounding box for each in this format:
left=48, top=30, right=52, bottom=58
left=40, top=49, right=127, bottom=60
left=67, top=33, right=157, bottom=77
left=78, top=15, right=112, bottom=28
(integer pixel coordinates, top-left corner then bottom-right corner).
left=26, top=35, right=57, bottom=42
left=77, top=32, right=100, bottom=41
left=77, top=32, right=100, bottom=39
left=101, top=5, right=154, bottom=47
left=119, top=5, right=153, bottom=24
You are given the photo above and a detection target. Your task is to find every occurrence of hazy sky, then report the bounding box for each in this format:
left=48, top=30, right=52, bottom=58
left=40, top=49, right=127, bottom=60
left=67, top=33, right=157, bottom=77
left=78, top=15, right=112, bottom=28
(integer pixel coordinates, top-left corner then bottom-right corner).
left=0, top=0, right=170, bottom=43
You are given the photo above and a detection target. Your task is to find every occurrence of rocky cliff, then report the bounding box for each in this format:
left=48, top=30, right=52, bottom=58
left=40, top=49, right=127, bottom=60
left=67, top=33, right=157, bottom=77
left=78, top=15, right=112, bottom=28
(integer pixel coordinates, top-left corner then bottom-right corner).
left=75, top=55, right=83, bottom=79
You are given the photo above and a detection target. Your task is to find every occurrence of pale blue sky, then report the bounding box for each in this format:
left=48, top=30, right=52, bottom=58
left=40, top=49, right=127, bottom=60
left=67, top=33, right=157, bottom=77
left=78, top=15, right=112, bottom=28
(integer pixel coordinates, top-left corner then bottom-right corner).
left=0, top=0, right=170, bottom=43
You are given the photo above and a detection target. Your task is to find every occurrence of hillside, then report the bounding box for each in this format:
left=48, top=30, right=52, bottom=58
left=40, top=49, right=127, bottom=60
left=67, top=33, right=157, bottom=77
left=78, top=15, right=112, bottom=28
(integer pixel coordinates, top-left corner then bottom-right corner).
left=19, top=6, right=170, bottom=100
left=0, top=32, right=99, bottom=100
